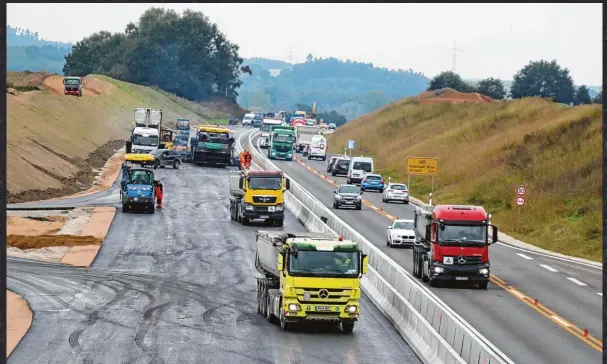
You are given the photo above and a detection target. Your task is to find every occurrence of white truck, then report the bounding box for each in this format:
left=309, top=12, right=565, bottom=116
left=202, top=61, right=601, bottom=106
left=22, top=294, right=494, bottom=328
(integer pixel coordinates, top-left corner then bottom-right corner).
left=260, top=118, right=283, bottom=148
left=295, top=125, right=320, bottom=153
left=128, top=108, right=162, bottom=154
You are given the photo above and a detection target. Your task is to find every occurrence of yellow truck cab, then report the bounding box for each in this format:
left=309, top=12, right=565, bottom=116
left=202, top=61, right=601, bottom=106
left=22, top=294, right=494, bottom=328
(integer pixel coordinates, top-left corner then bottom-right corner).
left=255, top=231, right=369, bottom=333
left=229, top=170, right=289, bottom=226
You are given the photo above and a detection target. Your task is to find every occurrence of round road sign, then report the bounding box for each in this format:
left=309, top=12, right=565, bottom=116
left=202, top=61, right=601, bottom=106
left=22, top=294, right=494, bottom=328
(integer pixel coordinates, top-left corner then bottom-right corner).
left=516, top=185, right=527, bottom=196
left=515, top=197, right=526, bottom=207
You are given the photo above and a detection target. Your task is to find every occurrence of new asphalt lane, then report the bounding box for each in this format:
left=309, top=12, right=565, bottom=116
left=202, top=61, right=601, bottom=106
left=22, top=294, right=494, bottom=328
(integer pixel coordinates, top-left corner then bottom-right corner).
left=252, top=133, right=602, bottom=364
left=7, top=132, right=422, bottom=364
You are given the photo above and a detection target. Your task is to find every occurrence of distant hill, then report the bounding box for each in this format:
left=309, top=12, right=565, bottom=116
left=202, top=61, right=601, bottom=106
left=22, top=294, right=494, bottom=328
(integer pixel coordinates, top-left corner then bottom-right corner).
left=6, top=25, right=72, bottom=75
left=238, top=57, right=430, bottom=120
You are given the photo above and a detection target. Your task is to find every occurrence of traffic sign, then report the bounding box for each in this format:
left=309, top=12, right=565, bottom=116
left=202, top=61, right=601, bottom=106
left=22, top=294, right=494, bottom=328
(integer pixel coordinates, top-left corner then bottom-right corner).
left=516, top=185, right=527, bottom=196
left=515, top=196, right=526, bottom=207
left=346, top=140, right=356, bottom=149
left=406, top=157, right=439, bottom=176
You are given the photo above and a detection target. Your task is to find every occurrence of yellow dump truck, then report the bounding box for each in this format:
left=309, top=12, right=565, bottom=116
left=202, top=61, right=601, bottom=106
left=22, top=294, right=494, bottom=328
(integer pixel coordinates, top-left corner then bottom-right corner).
left=255, top=231, right=368, bottom=333
left=229, top=170, right=290, bottom=226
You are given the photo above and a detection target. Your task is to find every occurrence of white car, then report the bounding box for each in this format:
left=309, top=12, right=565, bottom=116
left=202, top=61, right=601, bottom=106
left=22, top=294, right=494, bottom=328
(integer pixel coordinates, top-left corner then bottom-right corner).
left=242, top=113, right=255, bottom=126
left=386, top=219, right=416, bottom=248
left=382, top=183, right=410, bottom=204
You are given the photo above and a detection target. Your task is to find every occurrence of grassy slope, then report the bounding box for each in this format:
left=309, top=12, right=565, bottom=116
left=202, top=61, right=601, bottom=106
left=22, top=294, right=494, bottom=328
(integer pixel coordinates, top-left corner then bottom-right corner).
left=7, top=72, right=239, bottom=195
left=327, top=96, right=602, bottom=261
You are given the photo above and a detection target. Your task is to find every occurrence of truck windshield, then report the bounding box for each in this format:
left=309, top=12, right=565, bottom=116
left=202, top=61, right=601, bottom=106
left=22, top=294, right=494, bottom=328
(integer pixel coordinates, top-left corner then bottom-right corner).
left=289, top=251, right=359, bottom=277
left=133, top=135, right=158, bottom=147
left=64, top=79, right=81, bottom=85
left=438, top=225, right=487, bottom=245
left=248, top=176, right=282, bottom=190
left=127, top=170, right=153, bottom=185
left=174, top=134, right=188, bottom=146
left=198, top=132, right=230, bottom=143
left=289, top=250, right=359, bottom=277
left=274, top=134, right=294, bottom=143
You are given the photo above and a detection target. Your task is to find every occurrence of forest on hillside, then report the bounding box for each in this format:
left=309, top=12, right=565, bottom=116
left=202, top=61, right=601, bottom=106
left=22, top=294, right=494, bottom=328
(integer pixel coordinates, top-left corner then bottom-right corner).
left=239, top=56, right=430, bottom=120
left=7, top=25, right=72, bottom=75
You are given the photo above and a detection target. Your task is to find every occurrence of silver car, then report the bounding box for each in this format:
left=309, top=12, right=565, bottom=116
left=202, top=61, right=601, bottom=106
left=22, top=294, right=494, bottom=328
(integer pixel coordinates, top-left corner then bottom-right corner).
left=333, top=184, right=363, bottom=210
left=150, top=149, right=183, bottom=169
left=382, top=183, right=409, bottom=203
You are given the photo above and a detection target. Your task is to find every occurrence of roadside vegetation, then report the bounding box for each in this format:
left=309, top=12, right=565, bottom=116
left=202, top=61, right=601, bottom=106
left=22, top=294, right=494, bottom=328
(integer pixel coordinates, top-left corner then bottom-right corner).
left=327, top=94, right=602, bottom=261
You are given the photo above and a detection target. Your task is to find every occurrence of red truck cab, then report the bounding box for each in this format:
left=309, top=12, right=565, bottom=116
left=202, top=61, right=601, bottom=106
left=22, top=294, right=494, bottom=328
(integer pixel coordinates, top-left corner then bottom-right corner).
left=413, top=205, right=498, bottom=289
left=63, top=76, right=83, bottom=97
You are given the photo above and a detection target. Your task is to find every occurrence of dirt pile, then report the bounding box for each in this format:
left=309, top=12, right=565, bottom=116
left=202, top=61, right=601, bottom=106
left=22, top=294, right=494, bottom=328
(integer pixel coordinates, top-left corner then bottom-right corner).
left=7, top=235, right=102, bottom=250
left=417, top=88, right=496, bottom=104
left=7, top=71, right=236, bottom=202
left=7, top=215, right=68, bottom=235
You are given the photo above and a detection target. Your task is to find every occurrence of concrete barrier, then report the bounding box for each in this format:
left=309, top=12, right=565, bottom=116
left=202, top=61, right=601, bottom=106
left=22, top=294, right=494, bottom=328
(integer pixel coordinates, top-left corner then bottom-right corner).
left=237, top=129, right=514, bottom=364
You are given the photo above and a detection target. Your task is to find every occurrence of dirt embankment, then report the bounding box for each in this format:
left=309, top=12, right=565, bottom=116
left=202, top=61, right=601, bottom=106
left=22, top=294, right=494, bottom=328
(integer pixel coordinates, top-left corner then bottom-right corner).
left=327, top=93, right=602, bottom=261
left=7, top=71, right=236, bottom=202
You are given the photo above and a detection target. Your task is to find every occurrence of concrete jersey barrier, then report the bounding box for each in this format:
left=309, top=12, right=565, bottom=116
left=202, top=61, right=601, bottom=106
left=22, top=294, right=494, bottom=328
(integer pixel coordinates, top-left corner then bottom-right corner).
left=237, top=129, right=514, bottom=364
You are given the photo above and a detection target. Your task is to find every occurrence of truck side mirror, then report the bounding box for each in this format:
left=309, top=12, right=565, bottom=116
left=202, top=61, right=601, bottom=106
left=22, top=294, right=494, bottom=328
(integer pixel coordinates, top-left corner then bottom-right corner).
left=238, top=177, right=244, bottom=190
left=285, top=178, right=290, bottom=190
left=491, top=225, right=499, bottom=244
left=425, top=225, right=431, bottom=242
left=361, top=254, right=369, bottom=274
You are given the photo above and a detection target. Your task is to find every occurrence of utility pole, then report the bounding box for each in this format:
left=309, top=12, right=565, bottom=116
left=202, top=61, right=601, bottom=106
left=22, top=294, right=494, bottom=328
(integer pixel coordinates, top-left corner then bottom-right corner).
left=451, top=41, right=462, bottom=73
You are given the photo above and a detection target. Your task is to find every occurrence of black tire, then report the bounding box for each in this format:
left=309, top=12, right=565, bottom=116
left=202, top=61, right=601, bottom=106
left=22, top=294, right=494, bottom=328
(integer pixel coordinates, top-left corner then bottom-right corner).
left=242, top=217, right=250, bottom=226
left=356, top=204, right=361, bottom=210
left=404, top=200, right=409, bottom=204
left=478, top=281, right=489, bottom=290
left=379, top=189, right=384, bottom=193
left=361, top=187, right=365, bottom=192
left=346, top=179, right=351, bottom=184
left=173, top=160, right=181, bottom=169
left=153, top=160, right=160, bottom=169
left=279, top=306, right=290, bottom=331
left=322, top=156, right=326, bottom=161
left=149, top=203, right=155, bottom=214
left=413, top=248, right=421, bottom=278
left=341, top=322, right=355, bottom=334
left=387, top=236, right=391, bottom=247
left=307, top=155, right=311, bottom=160
left=266, top=295, right=273, bottom=322
left=421, top=257, right=429, bottom=283
left=122, top=204, right=128, bottom=213
left=274, top=219, right=284, bottom=227
left=332, top=171, right=336, bottom=176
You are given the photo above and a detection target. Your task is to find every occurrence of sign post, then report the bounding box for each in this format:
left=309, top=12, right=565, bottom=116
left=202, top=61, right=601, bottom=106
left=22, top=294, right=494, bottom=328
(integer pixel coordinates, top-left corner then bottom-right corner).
left=515, top=185, right=527, bottom=232
left=406, top=157, right=439, bottom=201
left=346, top=140, right=356, bottom=158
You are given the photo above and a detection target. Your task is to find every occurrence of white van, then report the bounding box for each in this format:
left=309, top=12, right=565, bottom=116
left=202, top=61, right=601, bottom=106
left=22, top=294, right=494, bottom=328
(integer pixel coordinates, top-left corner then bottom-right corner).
left=308, top=135, right=327, bottom=160
left=347, top=156, right=374, bottom=184
left=242, top=113, right=255, bottom=127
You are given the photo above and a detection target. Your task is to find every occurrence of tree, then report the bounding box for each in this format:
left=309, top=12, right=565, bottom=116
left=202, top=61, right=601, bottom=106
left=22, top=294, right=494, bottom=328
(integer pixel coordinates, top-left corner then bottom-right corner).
left=510, top=60, right=575, bottom=104
left=427, top=71, right=474, bottom=92
left=306, top=54, right=313, bottom=63
left=592, top=90, right=602, bottom=104
left=574, top=85, right=592, bottom=105
left=475, top=77, right=506, bottom=100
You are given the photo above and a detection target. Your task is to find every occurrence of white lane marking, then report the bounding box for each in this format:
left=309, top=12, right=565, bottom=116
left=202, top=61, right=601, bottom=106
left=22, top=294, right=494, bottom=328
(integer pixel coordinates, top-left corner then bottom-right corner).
left=550, top=315, right=571, bottom=327
left=517, top=253, right=533, bottom=260
left=597, top=293, right=602, bottom=297
left=510, top=288, right=526, bottom=299
left=539, top=264, right=559, bottom=273
left=566, top=277, right=587, bottom=286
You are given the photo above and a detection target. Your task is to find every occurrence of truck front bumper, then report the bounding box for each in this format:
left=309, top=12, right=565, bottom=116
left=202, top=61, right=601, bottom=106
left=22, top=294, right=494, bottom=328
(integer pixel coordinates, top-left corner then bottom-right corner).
left=193, top=152, right=231, bottom=164
left=243, top=206, right=285, bottom=220
left=282, top=299, right=360, bottom=323
left=268, top=151, right=293, bottom=160
left=123, top=196, right=154, bottom=208
left=429, top=263, right=490, bottom=283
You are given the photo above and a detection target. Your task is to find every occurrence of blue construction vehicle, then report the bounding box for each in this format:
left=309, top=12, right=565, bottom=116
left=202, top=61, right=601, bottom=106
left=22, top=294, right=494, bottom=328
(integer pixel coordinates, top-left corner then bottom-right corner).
left=120, top=154, right=157, bottom=213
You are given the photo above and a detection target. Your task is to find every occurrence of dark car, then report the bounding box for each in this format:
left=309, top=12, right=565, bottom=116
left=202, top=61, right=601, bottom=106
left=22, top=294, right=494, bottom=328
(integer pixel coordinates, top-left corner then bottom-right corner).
left=327, top=156, right=339, bottom=172
left=150, top=149, right=182, bottom=169
left=333, top=184, right=363, bottom=210
left=331, top=158, right=351, bottom=176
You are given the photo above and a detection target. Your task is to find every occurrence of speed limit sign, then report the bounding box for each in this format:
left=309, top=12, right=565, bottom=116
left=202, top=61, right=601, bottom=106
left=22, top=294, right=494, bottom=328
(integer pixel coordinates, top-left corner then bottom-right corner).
left=515, top=197, right=526, bottom=207
left=516, top=185, right=527, bottom=196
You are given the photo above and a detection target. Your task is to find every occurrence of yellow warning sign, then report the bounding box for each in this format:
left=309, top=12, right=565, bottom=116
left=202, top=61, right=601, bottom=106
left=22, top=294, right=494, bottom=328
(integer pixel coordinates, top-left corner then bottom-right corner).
left=406, top=157, right=438, bottom=176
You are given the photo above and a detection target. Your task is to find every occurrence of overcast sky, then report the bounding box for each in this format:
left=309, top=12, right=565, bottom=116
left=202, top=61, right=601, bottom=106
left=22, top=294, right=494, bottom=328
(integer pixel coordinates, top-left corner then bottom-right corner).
left=7, top=3, right=603, bottom=85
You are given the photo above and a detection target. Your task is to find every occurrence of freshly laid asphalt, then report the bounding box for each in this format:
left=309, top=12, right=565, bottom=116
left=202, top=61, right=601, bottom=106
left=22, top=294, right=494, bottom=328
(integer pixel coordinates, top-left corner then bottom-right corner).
left=7, top=130, right=422, bottom=364
left=251, top=132, right=602, bottom=364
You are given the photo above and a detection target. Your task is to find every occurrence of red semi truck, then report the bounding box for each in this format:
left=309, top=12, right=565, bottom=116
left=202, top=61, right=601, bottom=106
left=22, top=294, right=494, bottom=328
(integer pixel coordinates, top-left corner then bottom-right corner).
left=413, top=204, right=498, bottom=289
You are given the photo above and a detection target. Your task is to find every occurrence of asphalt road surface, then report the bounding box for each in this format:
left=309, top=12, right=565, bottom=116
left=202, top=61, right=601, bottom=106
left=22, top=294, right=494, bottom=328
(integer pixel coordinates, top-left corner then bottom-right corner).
left=252, top=133, right=602, bottom=364
left=7, top=133, right=421, bottom=364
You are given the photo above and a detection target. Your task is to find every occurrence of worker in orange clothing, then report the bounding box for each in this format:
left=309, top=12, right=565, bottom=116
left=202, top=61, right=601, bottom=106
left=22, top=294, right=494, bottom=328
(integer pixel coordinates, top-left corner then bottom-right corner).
left=244, top=150, right=252, bottom=169
left=239, top=151, right=246, bottom=170
left=154, top=180, right=164, bottom=208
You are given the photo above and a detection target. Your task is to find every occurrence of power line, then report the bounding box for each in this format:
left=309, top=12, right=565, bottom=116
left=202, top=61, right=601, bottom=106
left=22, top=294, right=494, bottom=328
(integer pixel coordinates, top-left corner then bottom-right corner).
left=451, top=41, right=463, bottom=73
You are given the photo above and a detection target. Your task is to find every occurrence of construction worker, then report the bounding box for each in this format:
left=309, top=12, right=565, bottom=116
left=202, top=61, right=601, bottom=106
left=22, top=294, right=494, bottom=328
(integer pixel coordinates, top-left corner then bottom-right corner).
left=239, top=151, right=246, bottom=170
left=244, top=149, right=252, bottom=169
left=154, top=180, right=164, bottom=209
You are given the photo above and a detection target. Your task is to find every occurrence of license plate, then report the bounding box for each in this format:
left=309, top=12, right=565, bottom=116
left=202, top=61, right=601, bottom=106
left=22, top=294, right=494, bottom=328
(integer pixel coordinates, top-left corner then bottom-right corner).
left=315, top=306, right=331, bottom=312
left=455, top=277, right=469, bottom=281
left=345, top=201, right=354, bottom=204
left=259, top=215, right=269, bottom=219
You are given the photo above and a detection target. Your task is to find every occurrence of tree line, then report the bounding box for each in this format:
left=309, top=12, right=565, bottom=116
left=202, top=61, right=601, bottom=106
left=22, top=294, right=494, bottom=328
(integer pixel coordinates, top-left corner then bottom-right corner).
left=62, top=8, right=245, bottom=102
left=427, top=60, right=601, bottom=105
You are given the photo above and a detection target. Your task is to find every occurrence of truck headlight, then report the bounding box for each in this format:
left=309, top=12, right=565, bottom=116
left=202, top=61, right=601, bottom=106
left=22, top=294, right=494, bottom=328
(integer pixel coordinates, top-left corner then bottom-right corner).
left=345, top=305, right=357, bottom=313
left=245, top=204, right=254, bottom=211
left=276, top=205, right=284, bottom=211
left=479, top=268, right=489, bottom=275
left=288, top=303, right=301, bottom=311
left=433, top=267, right=444, bottom=273
left=271, top=152, right=276, bottom=156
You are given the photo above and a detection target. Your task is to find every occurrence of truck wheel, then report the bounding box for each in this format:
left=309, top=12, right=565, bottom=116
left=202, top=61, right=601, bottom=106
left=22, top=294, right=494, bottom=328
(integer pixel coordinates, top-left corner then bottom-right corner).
left=279, top=306, right=290, bottom=331
left=322, top=156, right=326, bottom=161
left=478, top=281, right=489, bottom=290
left=266, top=295, right=274, bottom=322
left=412, top=248, right=421, bottom=278
left=122, top=204, right=129, bottom=213
left=149, top=204, right=155, bottom=214
left=341, top=322, right=355, bottom=334
left=422, top=257, right=429, bottom=283
left=173, top=160, right=181, bottom=169
left=242, top=217, right=250, bottom=226
left=274, top=219, right=284, bottom=227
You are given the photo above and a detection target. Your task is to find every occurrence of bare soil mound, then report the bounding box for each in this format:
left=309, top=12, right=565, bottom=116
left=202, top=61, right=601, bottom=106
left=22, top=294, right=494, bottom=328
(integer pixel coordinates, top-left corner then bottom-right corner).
left=418, top=88, right=496, bottom=104
left=7, top=235, right=102, bottom=250
left=42, top=75, right=103, bottom=97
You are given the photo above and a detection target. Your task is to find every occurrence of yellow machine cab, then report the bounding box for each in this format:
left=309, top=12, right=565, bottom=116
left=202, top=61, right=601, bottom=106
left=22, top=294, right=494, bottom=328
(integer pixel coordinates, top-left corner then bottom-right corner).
left=197, top=125, right=231, bottom=133
left=124, top=153, right=155, bottom=167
